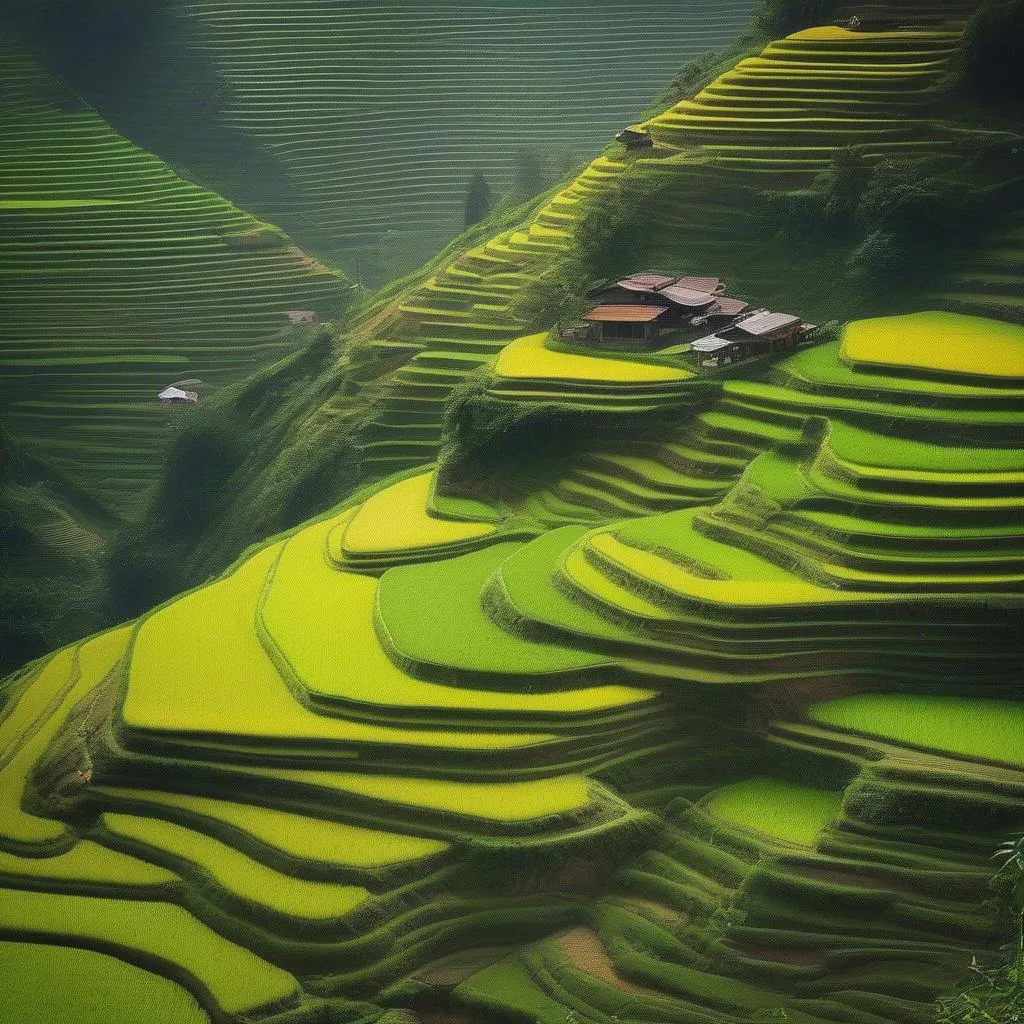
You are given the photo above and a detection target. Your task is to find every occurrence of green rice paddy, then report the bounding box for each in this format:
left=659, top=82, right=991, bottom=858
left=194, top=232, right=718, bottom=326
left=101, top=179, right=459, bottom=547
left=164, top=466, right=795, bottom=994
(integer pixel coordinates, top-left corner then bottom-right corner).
left=90, top=788, right=450, bottom=868
left=841, top=311, right=1024, bottom=380
left=2, top=6, right=1023, bottom=1024
left=0, top=889, right=298, bottom=1016
left=0, top=941, right=210, bottom=1024
left=704, top=778, right=843, bottom=846
left=101, top=813, right=370, bottom=920
left=808, top=694, right=1024, bottom=767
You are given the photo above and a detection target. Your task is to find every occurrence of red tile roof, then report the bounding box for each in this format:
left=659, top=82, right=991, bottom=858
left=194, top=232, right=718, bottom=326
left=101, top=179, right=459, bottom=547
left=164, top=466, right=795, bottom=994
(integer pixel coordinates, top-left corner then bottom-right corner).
left=584, top=304, right=670, bottom=323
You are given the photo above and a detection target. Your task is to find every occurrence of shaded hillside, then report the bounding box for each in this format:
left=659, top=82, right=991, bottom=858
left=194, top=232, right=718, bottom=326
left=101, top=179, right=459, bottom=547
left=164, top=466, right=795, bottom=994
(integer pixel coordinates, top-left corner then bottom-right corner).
left=0, top=45, right=352, bottom=671
left=0, top=308, right=1021, bottom=1024
left=0, top=46, right=351, bottom=516
left=129, top=0, right=1024, bottom=601
left=9, top=0, right=757, bottom=285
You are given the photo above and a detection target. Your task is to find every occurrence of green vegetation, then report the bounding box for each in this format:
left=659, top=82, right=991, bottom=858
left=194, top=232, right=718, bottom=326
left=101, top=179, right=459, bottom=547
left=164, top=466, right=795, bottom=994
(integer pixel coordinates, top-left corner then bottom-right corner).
left=89, top=788, right=449, bottom=869
left=0, top=46, right=350, bottom=516
left=704, top=777, right=843, bottom=846
left=2, top=6, right=1024, bottom=1024
left=0, top=888, right=298, bottom=1016
left=808, top=694, right=1024, bottom=766
left=13, top=0, right=754, bottom=285
left=936, top=836, right=1024, bottom=1023
left=0, top=940, right=210, bottom=1024
left=101, top=813, right=370, bottom=920
left=123, top=543, right=555, bottom=752
left=841, top=311, right=1024, bottom=379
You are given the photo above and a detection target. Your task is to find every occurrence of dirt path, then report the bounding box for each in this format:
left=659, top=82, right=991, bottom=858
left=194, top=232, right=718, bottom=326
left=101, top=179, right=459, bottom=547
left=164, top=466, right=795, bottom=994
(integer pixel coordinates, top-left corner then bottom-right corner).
left=552, top=926, right=672, bottom=1000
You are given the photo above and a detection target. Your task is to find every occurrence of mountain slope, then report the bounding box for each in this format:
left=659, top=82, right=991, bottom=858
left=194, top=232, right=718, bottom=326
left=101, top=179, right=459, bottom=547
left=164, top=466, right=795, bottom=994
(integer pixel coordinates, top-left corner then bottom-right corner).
left=0, top=45, right=351, bottom=516
left=1, top=310, right=1020, bottom=1024
left=19, top=0, right=755, bottom=283
left=161, top=0, right=1024, bottom=583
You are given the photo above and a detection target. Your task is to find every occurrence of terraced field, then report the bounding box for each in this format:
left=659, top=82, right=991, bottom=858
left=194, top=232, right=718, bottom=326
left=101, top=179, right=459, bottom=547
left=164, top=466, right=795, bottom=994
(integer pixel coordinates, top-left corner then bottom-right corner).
left=4, top=3, right=1023, bottom=1020
left=122, top=0, right=754, bottom=275
left=2, top=308, right=1021, bottom=1021
left=237, top=4, right=987, bottom=498
left=0, top=47, right=350, bottom=514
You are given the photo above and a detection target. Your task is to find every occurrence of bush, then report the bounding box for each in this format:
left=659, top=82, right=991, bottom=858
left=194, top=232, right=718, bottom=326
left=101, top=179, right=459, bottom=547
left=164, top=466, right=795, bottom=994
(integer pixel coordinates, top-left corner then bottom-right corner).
left=756, top=0, right=837, bottom=34
left=935, top=836, right=1024, bottom=1023
left=765, top=148, right=871, bottom=241
left=155, top=407, right=245, bottom=540
left=958, top=0, right=1024, bottom=104
left=105, top=523, right=185, bottom=619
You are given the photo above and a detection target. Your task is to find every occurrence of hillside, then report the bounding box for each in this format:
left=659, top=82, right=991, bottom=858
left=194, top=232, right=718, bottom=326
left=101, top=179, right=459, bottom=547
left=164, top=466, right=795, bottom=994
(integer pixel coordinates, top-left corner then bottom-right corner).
left=1, top=3, right=1022, bottom=1022
left=12, top=0, right=756, bottom=285
left=134, top=0, right=1024, bottom=595
left=1, top=308, right=1021, bottom=1023
left=0, top=46, right=351, bottom=517
left=0, top=43, right=355, bottom=671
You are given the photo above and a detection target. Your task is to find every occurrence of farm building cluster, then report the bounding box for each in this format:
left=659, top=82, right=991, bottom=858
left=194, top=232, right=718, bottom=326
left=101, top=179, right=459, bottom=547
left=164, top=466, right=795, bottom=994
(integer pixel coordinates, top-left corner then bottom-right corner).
left=568, top=272, right=816, bottom=367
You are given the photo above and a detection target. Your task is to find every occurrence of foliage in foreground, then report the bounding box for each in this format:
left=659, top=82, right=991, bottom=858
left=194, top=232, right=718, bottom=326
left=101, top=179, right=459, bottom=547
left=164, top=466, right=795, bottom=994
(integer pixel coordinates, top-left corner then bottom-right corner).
left=936, top=837, right=1024, bottom=1024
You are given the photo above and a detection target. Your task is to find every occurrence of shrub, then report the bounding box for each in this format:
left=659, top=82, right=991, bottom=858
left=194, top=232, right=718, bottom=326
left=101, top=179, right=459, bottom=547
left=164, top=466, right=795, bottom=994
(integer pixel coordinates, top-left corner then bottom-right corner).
left=155, top=407, right=245, bottom=540
left=463, top=170, right=493, bottom=229
left=935, top=836, right=1024, bottom=1023
left=958, top=0, right=1024, bottom=104
left=756, top=0, right=837, bottom=34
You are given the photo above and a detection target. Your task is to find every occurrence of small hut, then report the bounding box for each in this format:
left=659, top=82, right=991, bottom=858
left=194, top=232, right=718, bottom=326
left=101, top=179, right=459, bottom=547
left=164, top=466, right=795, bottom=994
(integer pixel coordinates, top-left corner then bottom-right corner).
left=691, top=310, right=816, bottom=366
left=286, top=310, right=317, bottom=325
left=158, top=386, right=198, bottom=405
left=615, top=125, right=654, bottom=148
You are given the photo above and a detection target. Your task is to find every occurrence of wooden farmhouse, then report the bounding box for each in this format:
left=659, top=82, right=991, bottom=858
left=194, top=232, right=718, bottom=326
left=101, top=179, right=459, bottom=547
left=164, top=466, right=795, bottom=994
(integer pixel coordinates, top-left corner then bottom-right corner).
left=583, top=304, right=672, bottom=347
left=691, top=310, right=817, bottom=366
left=578, top=272, right=749, bottom=347
left=615, top=125, right=654, bottom=148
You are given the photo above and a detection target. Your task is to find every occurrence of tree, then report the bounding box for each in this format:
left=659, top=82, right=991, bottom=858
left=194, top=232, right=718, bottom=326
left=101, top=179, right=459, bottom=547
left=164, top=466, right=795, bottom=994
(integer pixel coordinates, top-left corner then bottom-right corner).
left=958, top=0, right=1024, bottom=104
left=756, top=0, right=837, bottom=34
left=510, top=147, right=544, bottom=199
left=463, top=170, right=493, bottom=228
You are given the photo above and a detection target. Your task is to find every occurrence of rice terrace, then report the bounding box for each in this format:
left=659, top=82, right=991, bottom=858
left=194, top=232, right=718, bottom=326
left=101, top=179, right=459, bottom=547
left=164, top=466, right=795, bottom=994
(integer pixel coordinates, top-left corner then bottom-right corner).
left=0, top=1, right=1023, bottom=1023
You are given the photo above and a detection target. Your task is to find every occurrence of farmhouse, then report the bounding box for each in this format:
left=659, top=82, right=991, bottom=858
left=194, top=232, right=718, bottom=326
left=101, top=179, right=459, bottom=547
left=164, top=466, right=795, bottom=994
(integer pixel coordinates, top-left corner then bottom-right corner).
left=158, top=386, right=198, bottom=405
left=691, top=310, right=816, bottom=366
left=591, top=273, right=727, bottom=305
left=583, top=304, right=672, bottom=347
left=615, top=125, right=653, bottom=148
left=580, top=272, right=748, bottom=346
left=286, top=310, right=317, bottom=325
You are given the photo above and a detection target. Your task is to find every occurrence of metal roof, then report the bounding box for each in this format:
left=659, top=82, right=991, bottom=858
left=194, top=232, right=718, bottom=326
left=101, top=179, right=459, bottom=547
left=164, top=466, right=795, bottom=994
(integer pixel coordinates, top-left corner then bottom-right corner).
left=615, top=273, right=677, bottom=292
left=657, top=285, right=716, bottom=308
left=731, top=310, right=801, bottom=336
left=158, top=386, right=191, bottom=400
left=675, top=276, right=724, bottom=294
left=691, top=335, right=734, bottom=353
left=710, top=296, right=749, bottom=316
left=584, top=304, right=670, bottom=323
